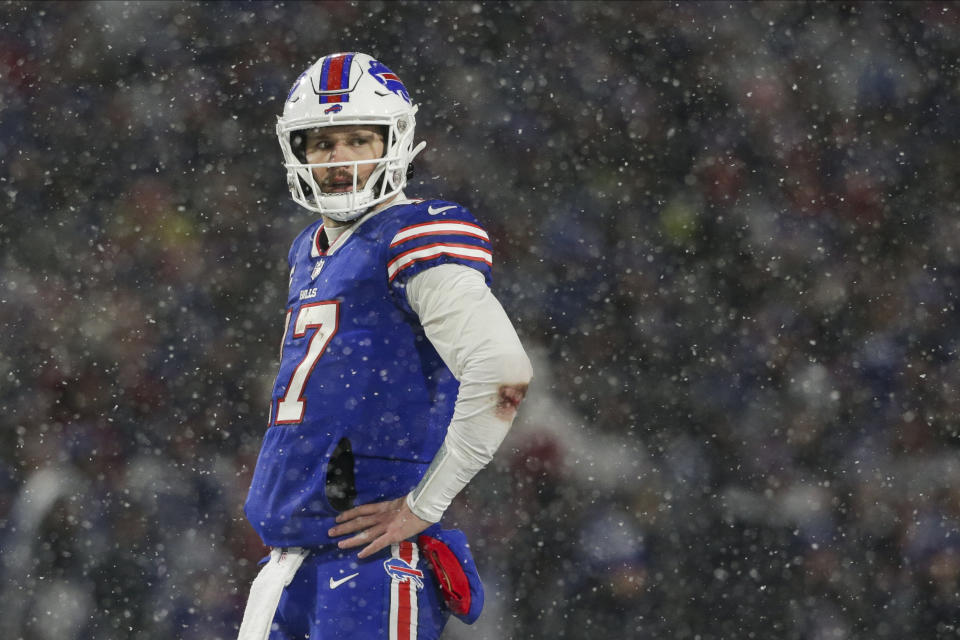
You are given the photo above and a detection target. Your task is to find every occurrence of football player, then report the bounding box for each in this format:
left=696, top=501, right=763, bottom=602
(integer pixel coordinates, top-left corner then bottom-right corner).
left=237, top=52, right=533, bottom=640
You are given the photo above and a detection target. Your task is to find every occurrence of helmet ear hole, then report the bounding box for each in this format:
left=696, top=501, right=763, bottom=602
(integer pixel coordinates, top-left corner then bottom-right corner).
left=290, top=131, right=308, bottom=163
left=298, top=175, right=313, bottom=197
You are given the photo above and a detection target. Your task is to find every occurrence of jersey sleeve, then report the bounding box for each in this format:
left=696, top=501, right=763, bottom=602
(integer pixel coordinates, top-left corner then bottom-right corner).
left=385, top=202, right=493, bottom=290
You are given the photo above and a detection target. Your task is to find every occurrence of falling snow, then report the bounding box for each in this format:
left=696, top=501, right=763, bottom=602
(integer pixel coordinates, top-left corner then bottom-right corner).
left=2, top=2, right=960, bottom=639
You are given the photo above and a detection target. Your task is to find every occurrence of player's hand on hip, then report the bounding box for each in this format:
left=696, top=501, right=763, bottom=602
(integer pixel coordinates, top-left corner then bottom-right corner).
left=329, top=496, right=432, bottom=559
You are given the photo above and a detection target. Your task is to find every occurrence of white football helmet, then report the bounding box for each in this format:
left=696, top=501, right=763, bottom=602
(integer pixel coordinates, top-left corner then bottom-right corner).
left=277, top=52, right=425, bottom=222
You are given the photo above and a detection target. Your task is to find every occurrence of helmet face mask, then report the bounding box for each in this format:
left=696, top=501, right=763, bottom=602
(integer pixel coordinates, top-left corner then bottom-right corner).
left=277, top=53, right=426, bottom=222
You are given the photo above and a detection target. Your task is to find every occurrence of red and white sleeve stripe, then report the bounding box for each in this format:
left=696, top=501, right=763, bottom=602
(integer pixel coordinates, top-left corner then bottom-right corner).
left=387, top=220, right=493, bottom=282
left=388, top=243, right=492, bottom=282
left=389, top=221, right=489, bottom=247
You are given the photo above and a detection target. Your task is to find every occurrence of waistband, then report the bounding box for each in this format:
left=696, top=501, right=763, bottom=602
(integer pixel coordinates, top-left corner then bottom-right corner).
left=268, top=522, right=443, bottom=559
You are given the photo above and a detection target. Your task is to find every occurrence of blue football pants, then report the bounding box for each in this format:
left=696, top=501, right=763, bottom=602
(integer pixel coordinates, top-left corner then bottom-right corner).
left=268, top=540, right=449, bottom=640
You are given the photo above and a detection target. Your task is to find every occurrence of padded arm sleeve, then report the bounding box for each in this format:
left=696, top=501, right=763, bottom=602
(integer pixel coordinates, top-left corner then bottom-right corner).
left=404, top=263, right=533, bottom=522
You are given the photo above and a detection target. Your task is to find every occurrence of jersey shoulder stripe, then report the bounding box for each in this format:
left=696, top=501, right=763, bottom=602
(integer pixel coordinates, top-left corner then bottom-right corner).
left=382, top=199, right=493, bottom=287
left=387, top=242, right=493, bottom=281
left=390, top=221, right=489, bottom=248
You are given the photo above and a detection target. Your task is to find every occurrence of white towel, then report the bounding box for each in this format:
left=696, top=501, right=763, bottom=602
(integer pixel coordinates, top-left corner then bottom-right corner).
left=237, top=547, right=308, bottom=640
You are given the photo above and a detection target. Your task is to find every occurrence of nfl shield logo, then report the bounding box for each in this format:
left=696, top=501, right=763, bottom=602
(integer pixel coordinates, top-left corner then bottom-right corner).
left=312, top=259, right=325, bottom=279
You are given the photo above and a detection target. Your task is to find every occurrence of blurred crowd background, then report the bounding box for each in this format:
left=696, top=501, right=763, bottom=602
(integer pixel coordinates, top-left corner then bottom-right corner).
left=3, top=1, right=960, bottom=638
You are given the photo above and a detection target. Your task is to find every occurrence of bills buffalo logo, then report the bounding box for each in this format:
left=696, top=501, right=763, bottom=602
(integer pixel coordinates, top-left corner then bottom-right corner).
left=324, top=104, right=343, bottom=114
left=383, top=558, right=424, bottom=589
left=367, top=60, right=411, bottom=104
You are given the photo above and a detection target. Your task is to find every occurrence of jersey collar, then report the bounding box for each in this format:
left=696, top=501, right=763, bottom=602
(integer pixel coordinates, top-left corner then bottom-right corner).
left=310, top=192, right=416, bottom=259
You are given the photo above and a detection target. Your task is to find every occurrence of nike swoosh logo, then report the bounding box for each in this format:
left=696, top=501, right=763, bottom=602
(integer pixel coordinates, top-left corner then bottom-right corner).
left=428, top=205, right=457, bottom=215
left=329, top=572, right=359, bottom=589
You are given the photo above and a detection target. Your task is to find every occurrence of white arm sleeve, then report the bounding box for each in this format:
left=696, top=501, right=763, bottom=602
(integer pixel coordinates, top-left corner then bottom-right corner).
left=403, top=263, right=533, bottom=523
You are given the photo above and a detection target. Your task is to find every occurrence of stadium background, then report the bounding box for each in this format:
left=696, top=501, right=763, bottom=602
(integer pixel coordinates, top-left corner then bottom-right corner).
left=3, top=1, right=960, bottom=638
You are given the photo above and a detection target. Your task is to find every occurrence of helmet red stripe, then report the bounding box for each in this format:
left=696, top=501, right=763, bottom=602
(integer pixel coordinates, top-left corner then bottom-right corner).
left=326, top=55, right=346, bottom=101
left=326, top=55, right=345, bottom=90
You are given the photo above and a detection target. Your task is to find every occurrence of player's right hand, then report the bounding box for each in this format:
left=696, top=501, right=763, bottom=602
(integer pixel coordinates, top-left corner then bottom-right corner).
left=329, top=496, right=432, bottom=559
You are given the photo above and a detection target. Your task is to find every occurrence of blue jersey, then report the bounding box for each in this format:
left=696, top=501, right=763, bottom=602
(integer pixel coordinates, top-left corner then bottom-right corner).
left=245, top=199, right=494, bottom=548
